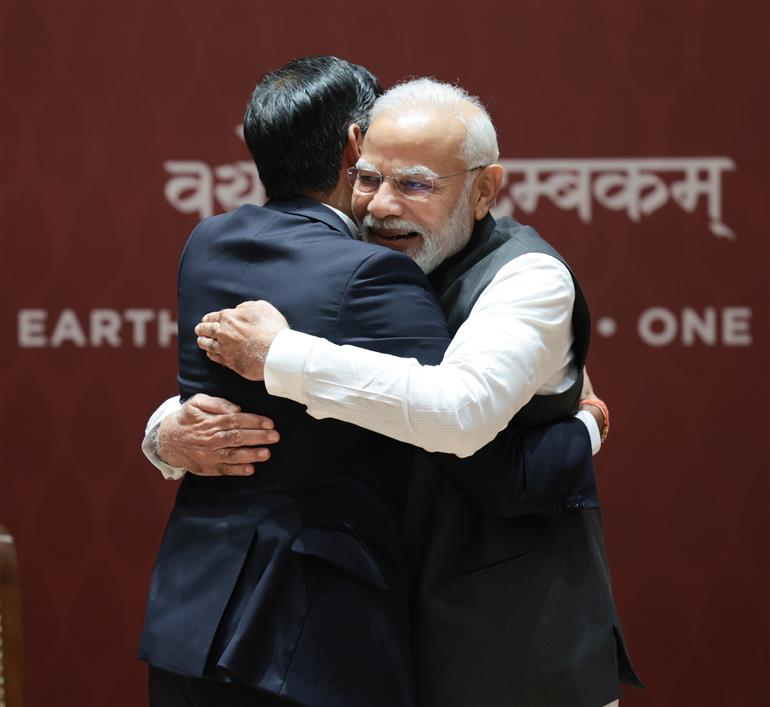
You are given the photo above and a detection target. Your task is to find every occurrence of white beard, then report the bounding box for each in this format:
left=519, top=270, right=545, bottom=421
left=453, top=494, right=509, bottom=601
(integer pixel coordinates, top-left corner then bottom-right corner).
left=358, top=178, right=475, bottom=274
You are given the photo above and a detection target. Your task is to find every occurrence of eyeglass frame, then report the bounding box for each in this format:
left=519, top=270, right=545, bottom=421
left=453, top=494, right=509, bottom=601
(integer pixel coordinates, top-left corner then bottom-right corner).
left=346, top=164, right=487, bottom=200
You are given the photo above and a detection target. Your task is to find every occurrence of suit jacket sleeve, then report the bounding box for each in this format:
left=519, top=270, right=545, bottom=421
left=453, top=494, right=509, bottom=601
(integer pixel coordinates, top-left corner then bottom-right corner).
left=333, top=249, right=451, bottom=362
left=426, top=416, right=599, bottom=518
left=264, top=248, right=452, bottom=403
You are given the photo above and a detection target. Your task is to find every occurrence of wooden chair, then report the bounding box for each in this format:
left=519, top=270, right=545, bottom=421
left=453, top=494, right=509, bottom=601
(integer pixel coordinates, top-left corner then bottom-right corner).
left=0, top=524, right=23, bottom=707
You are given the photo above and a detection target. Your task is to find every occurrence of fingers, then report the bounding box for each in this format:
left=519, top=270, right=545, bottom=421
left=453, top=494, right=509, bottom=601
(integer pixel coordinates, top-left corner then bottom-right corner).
left=198, top=462, right=257, bottom=477
left=217, top=444, right=275, bottom=464
left=214, top=427, right=279, bottom=447
left=189, top=393, right=241, bottom=414
left=197, top=335, right=219, bottom=354
left=232, top=412, right=275, bottom=430
left=165, top=395, right=279, bottom=478
left=201, top=310, right=223, bottom=323
left=218, top=463, right=256, bottom=476
left=195, top=321, right=219, bottom=339
left=200, top=447, right=274, bottom=478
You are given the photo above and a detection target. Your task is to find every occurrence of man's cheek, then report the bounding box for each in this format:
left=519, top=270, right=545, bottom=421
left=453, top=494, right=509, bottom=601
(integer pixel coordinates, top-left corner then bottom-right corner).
left=352, top=194, right=370, bottom=223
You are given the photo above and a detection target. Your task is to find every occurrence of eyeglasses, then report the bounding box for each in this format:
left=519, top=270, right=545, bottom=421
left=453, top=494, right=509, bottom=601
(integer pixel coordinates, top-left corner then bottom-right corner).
left=346, top=165, right=486, bottom=200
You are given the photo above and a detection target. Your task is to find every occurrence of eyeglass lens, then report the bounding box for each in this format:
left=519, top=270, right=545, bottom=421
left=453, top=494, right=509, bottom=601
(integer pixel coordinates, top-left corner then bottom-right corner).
left=347, top=168, right=434, bottom=198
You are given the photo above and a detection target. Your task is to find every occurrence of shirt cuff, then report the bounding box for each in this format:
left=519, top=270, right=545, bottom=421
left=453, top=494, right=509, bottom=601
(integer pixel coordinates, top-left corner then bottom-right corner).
left=264, top=328, right=319, bottom=403
left=144, top=396, right=182, bottom=434
left=141, top=421, right=188, bottom=481
left=575, top=409, right=602, bottom=456
left=141, top=396, right=187, bottom=481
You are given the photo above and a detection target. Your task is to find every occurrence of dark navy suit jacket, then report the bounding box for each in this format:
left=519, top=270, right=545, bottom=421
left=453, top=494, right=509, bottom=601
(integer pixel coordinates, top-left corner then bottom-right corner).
left=139, top=198, right=599, bottom=707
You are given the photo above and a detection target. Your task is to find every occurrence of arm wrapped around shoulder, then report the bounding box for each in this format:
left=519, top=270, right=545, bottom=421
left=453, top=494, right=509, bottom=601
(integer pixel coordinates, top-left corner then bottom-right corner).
left=428, top=416, right=599, bottom=518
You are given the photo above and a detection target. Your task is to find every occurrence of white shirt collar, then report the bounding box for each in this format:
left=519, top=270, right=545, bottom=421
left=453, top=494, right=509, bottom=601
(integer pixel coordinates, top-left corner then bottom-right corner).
left=321, top=203, right=358, bottom=238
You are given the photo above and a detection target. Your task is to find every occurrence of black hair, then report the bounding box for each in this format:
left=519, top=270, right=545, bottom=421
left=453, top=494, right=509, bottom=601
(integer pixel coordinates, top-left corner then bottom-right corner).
left=243, top=56, right=383, bottom=199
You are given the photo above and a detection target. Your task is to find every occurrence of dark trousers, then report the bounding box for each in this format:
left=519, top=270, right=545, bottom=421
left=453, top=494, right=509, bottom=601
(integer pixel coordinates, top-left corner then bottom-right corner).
left=149, top=666, right=304, bottom=707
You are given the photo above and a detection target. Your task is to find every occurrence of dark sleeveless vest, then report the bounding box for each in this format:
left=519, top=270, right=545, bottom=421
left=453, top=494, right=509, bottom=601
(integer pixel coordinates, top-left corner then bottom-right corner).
left=431, top=213, right=590, bottom=428
left=404, top=214, right=641, bottom=707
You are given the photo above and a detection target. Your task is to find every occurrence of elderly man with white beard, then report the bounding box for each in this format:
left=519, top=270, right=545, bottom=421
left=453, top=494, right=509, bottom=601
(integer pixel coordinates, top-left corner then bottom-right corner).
left=148, top=78, right=641, bottom=707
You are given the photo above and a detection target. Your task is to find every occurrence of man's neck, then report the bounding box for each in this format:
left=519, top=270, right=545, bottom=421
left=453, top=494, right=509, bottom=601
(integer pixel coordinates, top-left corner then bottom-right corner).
left=295, top=190, right=357, bottom=238
left=303, top=184, right=354, bottom=220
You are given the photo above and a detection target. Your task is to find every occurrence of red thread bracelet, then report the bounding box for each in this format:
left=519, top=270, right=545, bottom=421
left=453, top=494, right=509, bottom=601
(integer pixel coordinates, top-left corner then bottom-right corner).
left=580, top=398, right=610, bottom=442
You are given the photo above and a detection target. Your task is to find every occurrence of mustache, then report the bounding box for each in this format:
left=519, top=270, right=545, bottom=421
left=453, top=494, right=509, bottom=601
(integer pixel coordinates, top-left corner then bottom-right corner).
left=361, top=215, right=424, bottom=234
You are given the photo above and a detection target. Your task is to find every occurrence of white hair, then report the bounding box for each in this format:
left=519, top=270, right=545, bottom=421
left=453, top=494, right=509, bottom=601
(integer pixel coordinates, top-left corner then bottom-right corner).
left=370, top=77, right=499, bottom=167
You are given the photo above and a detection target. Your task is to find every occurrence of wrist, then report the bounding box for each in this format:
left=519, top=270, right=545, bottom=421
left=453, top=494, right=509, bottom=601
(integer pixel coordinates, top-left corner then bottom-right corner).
left=141, top=412, right=189, bottom=481
left=581, top=403, right=604, bottom=429
left=580, top=397, right=610, bottom=443
left=154, top=415, right=184, bottom=467
left=147, top=423, right=165, bottom=464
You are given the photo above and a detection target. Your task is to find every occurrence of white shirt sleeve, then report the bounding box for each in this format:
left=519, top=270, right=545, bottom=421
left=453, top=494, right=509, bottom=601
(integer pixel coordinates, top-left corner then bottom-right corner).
left=140, top=396, right=187, bottom=480
left=266, top=252, right=597, bottom=457
left=576, top=409, right=601, bottom=455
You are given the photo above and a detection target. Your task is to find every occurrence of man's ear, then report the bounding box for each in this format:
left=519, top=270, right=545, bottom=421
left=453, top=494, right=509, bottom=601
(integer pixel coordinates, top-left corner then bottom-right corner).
left=344, top=124, right=363, bottom=167
left=473, top=164, right=504, bottom=220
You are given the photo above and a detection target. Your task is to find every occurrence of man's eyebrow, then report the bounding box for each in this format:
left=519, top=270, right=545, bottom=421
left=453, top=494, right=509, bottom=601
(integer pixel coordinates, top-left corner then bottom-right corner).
left=355, top=160, right=440, bottom=180
left=393, top=164, right=438, bottom=179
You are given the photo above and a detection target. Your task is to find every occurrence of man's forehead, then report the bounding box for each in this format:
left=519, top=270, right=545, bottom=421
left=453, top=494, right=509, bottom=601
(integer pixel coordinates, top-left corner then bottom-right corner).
left=388, top=111, right=434, bottom=130
left=361, top=109, right=466, bottom=171
left=367, top=109, right=464, bottom=142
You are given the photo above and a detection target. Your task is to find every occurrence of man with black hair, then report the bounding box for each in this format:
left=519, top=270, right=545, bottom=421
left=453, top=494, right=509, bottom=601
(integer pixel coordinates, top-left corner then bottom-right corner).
left=140, top=56, right=451, bottom=707
left=140, top=58, right=617, bottom=707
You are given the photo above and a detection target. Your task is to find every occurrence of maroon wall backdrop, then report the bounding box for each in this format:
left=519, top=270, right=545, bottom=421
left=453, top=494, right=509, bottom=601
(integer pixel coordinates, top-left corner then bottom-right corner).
left=1, top=2, right=768, bottom=706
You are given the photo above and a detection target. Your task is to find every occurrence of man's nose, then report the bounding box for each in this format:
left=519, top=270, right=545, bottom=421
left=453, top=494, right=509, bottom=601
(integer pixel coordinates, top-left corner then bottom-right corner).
left=368, top=179, right=403, bottom=219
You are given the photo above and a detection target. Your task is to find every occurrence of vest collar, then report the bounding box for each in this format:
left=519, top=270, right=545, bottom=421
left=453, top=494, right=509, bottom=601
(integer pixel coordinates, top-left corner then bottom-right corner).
left=429, top=213, right=500, bottom=295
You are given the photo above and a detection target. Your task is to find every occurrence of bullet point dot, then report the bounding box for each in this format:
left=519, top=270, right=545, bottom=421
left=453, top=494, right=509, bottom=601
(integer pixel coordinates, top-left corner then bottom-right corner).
left=597, top=317, right=617, bottom=337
